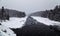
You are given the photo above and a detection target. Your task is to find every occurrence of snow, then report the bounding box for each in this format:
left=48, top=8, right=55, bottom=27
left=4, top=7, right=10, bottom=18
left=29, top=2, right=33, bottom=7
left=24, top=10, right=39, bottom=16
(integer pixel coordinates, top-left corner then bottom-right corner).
left=31, top=16, right=60, bottom=26
left=0, top=16, right=60, bottom=36
left=0, top=16, right=28, bottom=36
left=1, top=16, right=28, bottom=28
left=0, top=25, right=16, bottom=36
left=1, top=16, right=60, bottom=28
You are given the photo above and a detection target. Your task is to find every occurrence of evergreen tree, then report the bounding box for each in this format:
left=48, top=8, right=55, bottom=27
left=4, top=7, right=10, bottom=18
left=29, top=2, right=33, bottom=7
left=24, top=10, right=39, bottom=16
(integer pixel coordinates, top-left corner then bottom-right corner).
left=6, top=14, right=10, bottom=20
left=54, top=5, right=58, bottom=11
left=1, top=6, right=5, bottom=17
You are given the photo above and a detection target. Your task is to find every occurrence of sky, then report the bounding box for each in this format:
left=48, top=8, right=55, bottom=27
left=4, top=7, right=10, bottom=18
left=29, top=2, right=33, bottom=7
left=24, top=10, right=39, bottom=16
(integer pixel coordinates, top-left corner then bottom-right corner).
left=0, top=0, right=60, bottom=15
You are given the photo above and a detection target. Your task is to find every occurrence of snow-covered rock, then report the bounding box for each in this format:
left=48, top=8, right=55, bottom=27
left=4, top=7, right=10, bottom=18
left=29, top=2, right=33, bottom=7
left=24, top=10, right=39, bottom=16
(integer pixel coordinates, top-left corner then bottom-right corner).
left=0, top=16, right=60, bottom=36
left=21, top=16, right=58, bottom=36
left=25, top=16, right=38, bottom=26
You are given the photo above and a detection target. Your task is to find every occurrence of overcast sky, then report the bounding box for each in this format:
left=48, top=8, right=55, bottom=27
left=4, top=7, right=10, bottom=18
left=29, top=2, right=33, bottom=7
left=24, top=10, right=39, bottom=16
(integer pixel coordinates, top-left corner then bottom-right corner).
left=0, top=0, right=60, bottom=15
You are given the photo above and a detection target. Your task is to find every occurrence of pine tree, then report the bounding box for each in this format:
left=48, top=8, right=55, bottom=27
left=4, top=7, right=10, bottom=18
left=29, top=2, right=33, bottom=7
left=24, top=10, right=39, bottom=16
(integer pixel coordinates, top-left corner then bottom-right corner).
left=6, top=14, right=10, bottom=20
left=54, top=5, right=58, bottom=11
left=1, top=6, right=5, bottom=17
